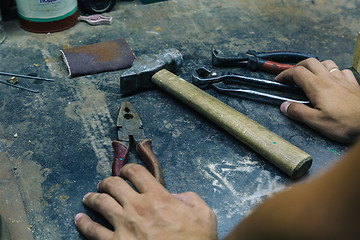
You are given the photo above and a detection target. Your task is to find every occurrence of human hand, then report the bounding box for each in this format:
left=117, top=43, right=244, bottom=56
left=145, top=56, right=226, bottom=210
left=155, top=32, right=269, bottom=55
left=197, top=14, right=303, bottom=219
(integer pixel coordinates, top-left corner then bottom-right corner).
left=75, top=164, right=218, bottom=240
left=275, top=58, right=360, bottom=143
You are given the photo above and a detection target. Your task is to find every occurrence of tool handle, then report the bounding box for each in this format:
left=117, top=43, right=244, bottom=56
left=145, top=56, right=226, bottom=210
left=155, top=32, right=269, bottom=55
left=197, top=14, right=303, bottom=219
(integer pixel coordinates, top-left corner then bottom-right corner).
left=112, top=140, right=129, bottom=176
left=152, top=69, right=312, bottom=179
left=248, top=58, right=294, bottom=74
left=261, top=60, right=294, bottom=74
left=136, top=139, right=164, bottom=185
left=246, top=50, right=317, bottom=62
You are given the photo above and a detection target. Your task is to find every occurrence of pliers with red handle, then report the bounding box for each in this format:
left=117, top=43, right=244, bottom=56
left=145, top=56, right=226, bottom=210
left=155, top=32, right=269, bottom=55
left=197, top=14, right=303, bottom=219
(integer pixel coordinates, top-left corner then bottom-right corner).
left=212, top=49, right=317, bottom=74
left=112, top=101, right=164, bottom=185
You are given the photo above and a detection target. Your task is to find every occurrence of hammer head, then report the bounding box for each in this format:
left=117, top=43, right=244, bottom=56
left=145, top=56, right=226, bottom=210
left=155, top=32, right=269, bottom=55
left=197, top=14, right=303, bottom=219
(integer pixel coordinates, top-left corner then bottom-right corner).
left=120, top=49, right=183, bottom=95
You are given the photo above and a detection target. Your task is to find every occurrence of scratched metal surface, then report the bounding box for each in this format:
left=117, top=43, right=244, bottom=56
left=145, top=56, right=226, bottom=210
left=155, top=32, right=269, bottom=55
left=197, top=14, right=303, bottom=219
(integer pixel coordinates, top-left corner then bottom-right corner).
left=0, top=0, right=359, bottom=239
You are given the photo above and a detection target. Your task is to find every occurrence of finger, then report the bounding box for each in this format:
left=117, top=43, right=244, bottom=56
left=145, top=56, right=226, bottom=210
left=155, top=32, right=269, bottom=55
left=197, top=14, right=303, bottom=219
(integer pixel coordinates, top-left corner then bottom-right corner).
left=75, top=213, right=113, bottom=240
left=172, top=192, right=209, bottom=209
left=321, top=60, right=339, bottom=71
left=82, top=192, right=122, bottom=226
left=275, top=59, right=338, bottom=89
left=321, top=60, right=344, bottom=79
left=98, top=177, right=138, bottom=205
left=296, top=58, right=330, bottom=75
left=280, top=101, right=321, bottom=126
left=341, top=69, right=360, bottom=87
left=275, top=65, right=318, bottom=93
left=274, top=67, right=297, bottom=85
left=120, top=163, right=164, bottom=193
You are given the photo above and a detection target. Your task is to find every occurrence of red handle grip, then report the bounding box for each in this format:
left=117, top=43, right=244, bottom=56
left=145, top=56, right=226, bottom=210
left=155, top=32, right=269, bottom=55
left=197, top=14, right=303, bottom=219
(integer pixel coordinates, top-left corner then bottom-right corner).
left=261, top=60, right=295, bottom=74
left=136, top=139, right=164, bottom=185
left=112, top=140, right=129, bottom=176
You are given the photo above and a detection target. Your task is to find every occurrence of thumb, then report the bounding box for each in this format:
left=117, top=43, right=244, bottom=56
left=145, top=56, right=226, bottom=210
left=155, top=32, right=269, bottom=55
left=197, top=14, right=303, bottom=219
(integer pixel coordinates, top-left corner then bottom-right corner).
left=280, top=101, right=320, bottom=126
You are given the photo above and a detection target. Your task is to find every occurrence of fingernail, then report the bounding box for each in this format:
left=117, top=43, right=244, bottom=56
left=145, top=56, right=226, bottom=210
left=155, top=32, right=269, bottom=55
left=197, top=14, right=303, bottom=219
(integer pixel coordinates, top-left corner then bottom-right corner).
left=97, top=181, right=101, bottom=190
left=83, top=192, right=92, bottom=202
left=280, top=101, right=292, bottom=116
left=75, top=213, right=83, bottom=224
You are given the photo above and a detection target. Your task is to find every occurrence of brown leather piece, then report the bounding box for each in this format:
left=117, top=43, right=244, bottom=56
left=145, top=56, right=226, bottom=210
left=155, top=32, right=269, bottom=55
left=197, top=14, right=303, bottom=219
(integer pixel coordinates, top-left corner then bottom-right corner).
left=61, top=38, right=136, bottom=77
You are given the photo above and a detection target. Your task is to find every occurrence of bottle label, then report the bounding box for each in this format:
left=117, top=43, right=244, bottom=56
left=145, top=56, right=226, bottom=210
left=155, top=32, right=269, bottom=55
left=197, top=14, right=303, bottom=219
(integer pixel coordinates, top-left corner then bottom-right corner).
left=39, top=0, right=62, bottom=4
left=16, top=0, right=77, bottom=22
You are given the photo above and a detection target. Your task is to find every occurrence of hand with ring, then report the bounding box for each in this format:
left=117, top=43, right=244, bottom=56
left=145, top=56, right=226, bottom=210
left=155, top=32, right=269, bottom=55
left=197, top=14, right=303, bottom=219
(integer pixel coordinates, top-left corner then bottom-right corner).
left=275, top=58, right=360, bottom=143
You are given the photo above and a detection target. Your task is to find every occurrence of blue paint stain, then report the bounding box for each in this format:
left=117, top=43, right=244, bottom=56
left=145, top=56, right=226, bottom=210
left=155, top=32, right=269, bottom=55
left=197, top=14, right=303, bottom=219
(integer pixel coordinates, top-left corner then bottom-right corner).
left=273, top=142, right=277, bottom=144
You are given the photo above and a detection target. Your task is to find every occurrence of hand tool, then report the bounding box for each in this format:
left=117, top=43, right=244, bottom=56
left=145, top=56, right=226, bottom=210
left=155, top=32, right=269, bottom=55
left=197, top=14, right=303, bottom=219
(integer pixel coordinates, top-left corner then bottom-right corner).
left=212, top=49, right=317, bottom=74
left=120, top=49, right=312, bottom=179
left=0, top=71, right=55, bottom=81
left=0, top=78, right=39, bottom=93
left=192, top=67, right=310, bottom=105
left=120, top=48, right=183, bottom=95
left=112, top=101, right=164, bottom=185
left=0, top=72, right=54, bottom=93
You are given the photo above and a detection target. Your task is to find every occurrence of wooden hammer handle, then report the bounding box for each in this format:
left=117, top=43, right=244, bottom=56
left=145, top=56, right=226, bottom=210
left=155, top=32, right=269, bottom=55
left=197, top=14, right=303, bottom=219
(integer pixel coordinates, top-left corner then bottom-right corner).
left=152, top=69, right=312, bottom=179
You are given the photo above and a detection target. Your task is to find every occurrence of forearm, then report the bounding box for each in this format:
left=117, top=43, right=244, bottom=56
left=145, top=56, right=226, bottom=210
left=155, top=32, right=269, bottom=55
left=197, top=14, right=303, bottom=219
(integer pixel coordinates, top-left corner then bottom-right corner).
left=224, top=140, right=360, bottom=240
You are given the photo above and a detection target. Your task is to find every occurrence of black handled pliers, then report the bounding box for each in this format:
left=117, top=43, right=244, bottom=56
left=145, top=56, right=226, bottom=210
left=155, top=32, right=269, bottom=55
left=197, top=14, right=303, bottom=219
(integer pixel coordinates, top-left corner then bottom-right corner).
left=212, top=49, right=317, bottom=74
left=192, top=67, right=310, bottom=105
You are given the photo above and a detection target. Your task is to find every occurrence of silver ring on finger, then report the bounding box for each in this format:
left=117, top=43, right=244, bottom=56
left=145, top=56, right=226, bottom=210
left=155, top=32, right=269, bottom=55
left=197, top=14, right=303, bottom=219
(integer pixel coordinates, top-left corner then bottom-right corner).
left=329, top=68, right=340, bottom=73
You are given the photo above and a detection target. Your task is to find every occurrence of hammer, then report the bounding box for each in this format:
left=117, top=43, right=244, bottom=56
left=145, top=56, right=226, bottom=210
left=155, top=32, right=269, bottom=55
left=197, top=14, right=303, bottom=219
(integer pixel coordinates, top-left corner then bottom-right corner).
left=120, top=49, right=312, bottom=179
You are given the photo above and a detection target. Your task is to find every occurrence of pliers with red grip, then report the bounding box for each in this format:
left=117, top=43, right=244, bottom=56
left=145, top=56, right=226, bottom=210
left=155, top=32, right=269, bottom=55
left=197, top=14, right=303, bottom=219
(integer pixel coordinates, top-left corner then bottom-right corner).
left=212, top=49, right=317, bottom=74
left=111, top=101, right=164, bottom=185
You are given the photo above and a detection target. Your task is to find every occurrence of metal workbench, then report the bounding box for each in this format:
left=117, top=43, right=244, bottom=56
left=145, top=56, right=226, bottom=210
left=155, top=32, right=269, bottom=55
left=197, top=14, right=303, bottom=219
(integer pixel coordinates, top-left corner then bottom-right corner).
left=0, top=0, right=359, bottom=239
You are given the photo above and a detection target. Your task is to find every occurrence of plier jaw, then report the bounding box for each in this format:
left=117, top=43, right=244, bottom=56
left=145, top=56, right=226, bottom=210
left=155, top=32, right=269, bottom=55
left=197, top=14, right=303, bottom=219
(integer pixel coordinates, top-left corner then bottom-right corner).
left=116, top=101, right=145, bottom=144
left=212, top=49, right=317, bottom=74
left=211, top=49, right=249, bottom=68
left=111, top=102, right=164, bottom=185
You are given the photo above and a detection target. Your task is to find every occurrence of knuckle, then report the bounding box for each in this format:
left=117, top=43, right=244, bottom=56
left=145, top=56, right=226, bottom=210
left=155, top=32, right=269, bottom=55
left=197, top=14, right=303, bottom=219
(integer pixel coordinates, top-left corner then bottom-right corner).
left=100, top=176, right=121, bottom=190
left=341, top=69, right=351, bottom=74
left=321, top=59, right=335, bottom=65
left=307, top=57, right=320, bottom=63
left=92, top=193, right=112, bottom=209
left=292, top=65, right=306, bottom=72
left=185, top=191, right=200, bottom=199
left=300, top=57, right=318, bottom=65
left=121, top=163, right=145, bottom=177
left=132, top=200, right=149, bottom=217
left=292, top=65, right=308, bottom=77
left=85, top=222, right=102, bottom=237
